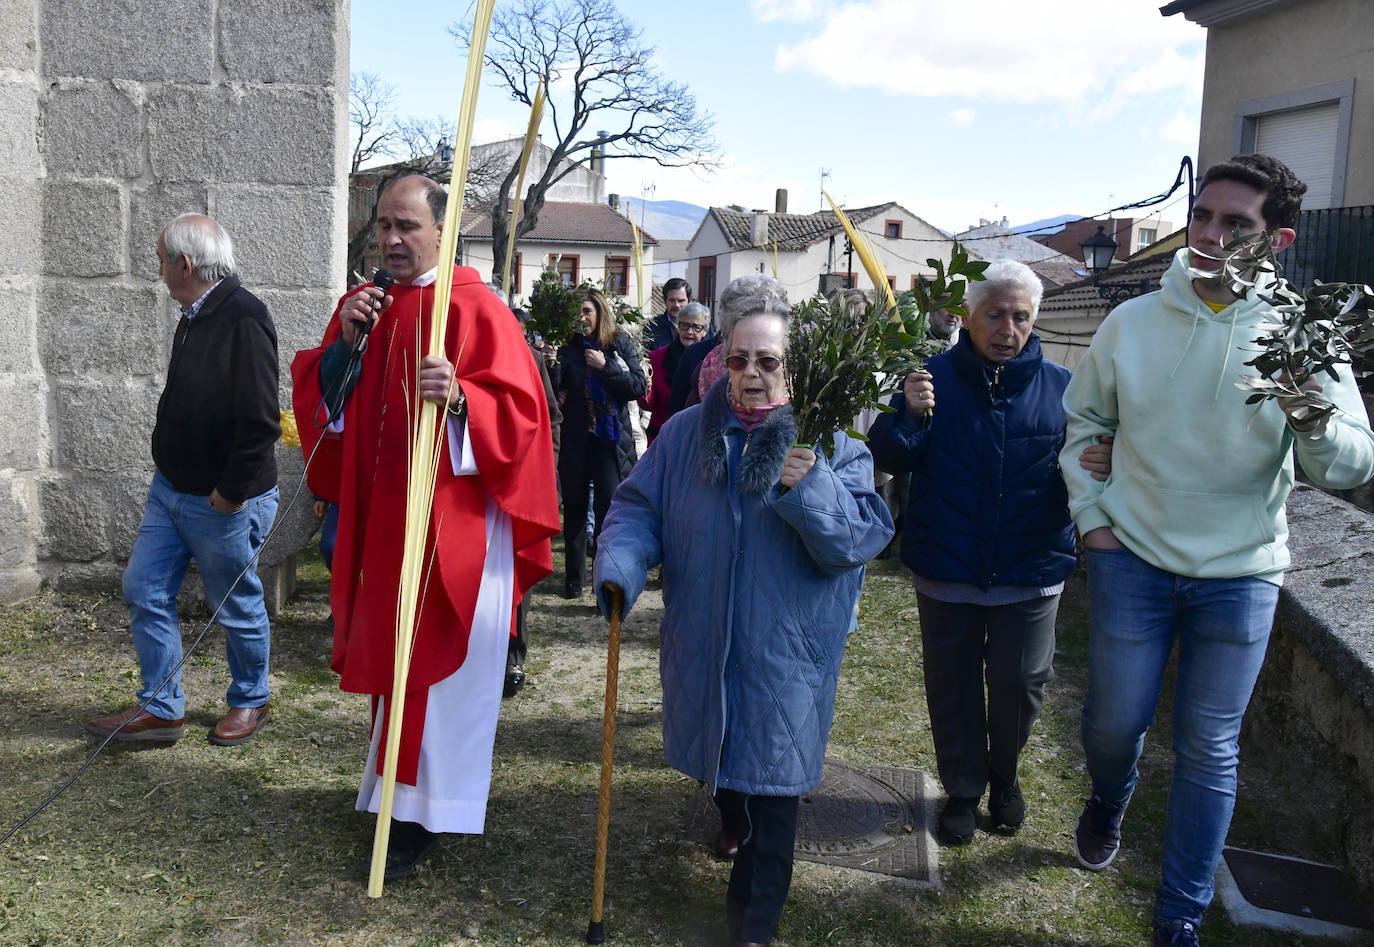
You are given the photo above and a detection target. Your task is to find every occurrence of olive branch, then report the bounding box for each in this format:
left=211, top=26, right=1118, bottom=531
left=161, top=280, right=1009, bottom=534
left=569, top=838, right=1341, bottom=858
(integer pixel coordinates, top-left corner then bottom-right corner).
left=1198, top=234, right=1374, bottom=436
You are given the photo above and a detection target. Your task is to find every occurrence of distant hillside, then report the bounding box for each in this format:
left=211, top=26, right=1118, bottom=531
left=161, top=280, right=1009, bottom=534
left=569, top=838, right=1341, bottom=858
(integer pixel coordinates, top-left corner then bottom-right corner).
left=619, top=198, right=707, bottom=241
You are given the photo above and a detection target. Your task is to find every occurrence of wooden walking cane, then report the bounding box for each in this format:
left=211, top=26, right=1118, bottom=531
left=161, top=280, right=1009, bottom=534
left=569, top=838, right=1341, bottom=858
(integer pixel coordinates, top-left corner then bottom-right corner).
left=586, top=583, right=624, bottom=945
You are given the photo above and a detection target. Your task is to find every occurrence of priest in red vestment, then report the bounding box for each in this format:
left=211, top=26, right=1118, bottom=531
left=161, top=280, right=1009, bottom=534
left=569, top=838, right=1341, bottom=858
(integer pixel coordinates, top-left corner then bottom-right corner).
left=291, top=175, right=559, bottom=878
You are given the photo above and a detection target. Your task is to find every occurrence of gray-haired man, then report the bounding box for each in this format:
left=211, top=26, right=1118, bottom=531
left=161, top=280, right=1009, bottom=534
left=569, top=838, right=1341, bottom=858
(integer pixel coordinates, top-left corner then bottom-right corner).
left=88, top=213, right=280, bottom=746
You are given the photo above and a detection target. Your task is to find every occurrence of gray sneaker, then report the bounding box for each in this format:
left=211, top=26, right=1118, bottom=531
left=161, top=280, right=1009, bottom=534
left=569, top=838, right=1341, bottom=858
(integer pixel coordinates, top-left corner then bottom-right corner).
left=1074, top=792, right=1128, bottom=870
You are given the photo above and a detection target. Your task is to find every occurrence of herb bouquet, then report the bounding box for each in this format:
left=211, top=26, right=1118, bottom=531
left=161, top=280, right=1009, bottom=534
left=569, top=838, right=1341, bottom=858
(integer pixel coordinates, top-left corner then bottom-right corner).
left=787, top=237, right=987, bottom=456
left=1199, top=237, right=1374, bottom=435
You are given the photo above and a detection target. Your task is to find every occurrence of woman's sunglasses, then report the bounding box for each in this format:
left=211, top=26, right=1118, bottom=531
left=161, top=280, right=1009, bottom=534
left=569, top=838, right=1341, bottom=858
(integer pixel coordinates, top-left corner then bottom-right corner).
left=725, top=354, right=783, bottom=373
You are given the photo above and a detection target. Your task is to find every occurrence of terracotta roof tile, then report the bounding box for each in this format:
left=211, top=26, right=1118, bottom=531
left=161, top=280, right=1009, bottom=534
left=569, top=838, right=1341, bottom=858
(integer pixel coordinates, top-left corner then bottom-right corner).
left=1038, top=250, right=1174, bottom=315
left=708, top=203, right=896, bottom=251
left=460, top=200, right=657, bottom=247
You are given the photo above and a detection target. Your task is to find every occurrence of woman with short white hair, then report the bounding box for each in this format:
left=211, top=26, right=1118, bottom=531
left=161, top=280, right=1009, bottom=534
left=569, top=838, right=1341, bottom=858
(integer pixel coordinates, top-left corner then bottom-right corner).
left=595, top=274, right=892, bottom=946
left=868, top=259, right=1076, bottom=846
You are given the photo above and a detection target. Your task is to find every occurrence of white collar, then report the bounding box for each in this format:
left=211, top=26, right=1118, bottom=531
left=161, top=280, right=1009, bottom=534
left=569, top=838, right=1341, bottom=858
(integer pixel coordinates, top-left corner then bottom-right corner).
left=406, top=267, right=439, bottom=287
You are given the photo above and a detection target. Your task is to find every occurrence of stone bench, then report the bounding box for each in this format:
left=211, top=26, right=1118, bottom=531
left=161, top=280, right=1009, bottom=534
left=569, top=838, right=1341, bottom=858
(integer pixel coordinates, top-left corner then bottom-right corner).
left=1245, top=484, right=1374, bottom=893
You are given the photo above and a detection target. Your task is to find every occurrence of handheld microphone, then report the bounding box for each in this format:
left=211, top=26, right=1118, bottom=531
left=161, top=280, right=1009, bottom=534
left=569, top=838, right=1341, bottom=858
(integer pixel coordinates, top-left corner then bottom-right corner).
left=359, top=267, right=395, bottom=341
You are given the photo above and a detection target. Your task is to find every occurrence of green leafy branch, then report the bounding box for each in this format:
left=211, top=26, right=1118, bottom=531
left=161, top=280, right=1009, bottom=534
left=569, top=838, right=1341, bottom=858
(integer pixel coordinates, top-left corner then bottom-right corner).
left=787, top=241, right=987, bottom=456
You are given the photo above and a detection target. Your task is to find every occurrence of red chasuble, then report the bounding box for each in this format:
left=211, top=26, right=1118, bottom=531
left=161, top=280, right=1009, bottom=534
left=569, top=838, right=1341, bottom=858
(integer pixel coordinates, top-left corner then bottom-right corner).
left=291, top=267, right=558, bottom=783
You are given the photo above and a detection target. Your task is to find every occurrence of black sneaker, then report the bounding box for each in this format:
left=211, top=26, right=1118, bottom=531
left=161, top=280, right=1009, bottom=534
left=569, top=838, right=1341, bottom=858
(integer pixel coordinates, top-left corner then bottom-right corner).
left=1075, top=792, right=1129, bottom=870
left=937, top=796, right=978, bottom=846
left=1152, top=919, right=1199, bottom=947
left=988, top=780, right=1025, bottom=830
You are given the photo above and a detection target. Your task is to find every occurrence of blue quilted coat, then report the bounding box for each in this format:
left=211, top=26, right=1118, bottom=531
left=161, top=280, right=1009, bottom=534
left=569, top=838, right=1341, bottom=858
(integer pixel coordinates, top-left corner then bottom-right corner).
left=593, top=380, right=894, bottom=795
left=866, top=333, right=1077, bottom=589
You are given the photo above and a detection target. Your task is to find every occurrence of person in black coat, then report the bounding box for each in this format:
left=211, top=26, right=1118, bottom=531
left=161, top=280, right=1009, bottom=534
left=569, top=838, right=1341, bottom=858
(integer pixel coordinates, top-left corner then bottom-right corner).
left=87, top=213, right=280, bottom=747
left=553, top=287, right=647, bottom=598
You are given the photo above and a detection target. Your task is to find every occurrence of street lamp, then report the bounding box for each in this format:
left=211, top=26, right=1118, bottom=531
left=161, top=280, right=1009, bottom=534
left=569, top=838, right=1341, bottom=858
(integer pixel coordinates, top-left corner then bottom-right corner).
left=1081, top=224, right=1149, bottom=306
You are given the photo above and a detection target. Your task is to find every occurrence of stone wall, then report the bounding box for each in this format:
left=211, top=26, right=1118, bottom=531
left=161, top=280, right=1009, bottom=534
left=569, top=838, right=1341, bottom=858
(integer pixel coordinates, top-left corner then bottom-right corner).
left=1244, top=485, right=1374, bottom=895
left=0, top=0, right=348, bottom=602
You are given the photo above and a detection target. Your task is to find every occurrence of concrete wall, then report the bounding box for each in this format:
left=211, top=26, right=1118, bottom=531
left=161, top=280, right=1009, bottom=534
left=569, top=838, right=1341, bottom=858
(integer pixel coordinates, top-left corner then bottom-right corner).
left=1196, top=0, right=1374, bottom=205
left=0, top=0, right=348, bottom=603
left=471, top=138, right=606, bottom=205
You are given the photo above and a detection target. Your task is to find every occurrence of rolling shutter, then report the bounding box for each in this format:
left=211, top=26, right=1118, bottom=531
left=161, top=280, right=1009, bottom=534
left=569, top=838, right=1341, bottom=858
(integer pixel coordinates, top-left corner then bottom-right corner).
left=1254, top=102, right=1340, bottom=209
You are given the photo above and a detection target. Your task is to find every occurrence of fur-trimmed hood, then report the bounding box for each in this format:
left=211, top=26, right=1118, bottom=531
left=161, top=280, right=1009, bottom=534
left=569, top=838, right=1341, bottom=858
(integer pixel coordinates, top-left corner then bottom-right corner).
left=697, top=379, right=797, bottom=494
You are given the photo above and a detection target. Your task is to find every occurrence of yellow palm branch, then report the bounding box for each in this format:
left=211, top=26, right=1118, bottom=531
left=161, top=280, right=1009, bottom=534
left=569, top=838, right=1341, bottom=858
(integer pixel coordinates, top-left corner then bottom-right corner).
left=630, top=217, right=644, bottom=312
left=367, top=0, right=496, bottom=900
left=823, top=190, right=897, bottom=314
left=500, top=77, right=546, bottom=298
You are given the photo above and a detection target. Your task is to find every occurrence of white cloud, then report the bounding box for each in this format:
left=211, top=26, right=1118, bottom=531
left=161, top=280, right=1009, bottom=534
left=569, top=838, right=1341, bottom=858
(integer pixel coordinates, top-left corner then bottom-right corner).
left=751, top=0, right=823, bottom=22
left=1160, top=106, right=1200, bottom=145
left=772, top=0, right=1204, bottom=123
left=473, top=116, right=519, bottom=145
left=947, top=108, right=975, bottom=126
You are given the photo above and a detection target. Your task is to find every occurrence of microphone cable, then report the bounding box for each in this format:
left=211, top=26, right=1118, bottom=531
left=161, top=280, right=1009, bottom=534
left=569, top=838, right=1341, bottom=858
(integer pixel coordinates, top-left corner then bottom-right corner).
left=1, top=268, right=394, bottom=848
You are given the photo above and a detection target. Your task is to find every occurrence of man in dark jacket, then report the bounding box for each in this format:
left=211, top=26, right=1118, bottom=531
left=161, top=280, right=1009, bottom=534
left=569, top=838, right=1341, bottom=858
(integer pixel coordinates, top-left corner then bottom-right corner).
left=868, top=261, right=1075, bottom=848
left=88, top=214, right=280, bottom=746
left=643, top=276, right=691, bottom=352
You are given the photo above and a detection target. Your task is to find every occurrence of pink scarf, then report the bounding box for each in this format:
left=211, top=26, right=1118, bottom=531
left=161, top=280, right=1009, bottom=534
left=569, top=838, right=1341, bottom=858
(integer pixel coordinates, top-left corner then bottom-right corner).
left=732, top=394, right=790, bottom=432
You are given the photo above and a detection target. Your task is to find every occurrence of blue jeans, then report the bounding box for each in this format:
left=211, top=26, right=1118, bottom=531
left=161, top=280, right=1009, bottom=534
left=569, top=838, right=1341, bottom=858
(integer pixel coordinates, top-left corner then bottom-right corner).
left=1080, top=546, right=1278, bottom=928
left=123, top=471, right=279, bottom=719
left=319, top=502, right=338, bottom=572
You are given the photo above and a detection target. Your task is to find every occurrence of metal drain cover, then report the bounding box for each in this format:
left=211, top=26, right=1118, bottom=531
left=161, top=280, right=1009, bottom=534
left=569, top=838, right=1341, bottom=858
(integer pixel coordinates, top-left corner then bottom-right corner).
left=681, top=758, right=935, bottom=883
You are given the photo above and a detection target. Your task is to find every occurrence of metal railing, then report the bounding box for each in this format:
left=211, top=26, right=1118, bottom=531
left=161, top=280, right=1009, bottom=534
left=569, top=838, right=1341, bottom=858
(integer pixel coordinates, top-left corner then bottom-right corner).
left=1288, top=205, right=1374, bottom=288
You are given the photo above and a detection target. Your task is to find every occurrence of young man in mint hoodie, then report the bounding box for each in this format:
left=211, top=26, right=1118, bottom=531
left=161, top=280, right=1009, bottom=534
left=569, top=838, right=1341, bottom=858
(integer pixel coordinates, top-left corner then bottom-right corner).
left=1060, top=153, right=1374, bottom=947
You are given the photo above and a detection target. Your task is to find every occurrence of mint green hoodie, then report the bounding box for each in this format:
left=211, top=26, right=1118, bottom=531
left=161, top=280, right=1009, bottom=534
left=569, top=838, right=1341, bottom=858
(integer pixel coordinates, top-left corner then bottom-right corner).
left=1060, top=248, right=1374, bottom=584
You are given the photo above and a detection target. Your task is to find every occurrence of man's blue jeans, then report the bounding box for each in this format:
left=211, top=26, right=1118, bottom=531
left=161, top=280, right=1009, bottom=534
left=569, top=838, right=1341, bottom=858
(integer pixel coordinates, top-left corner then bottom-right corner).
left=123, top=471, right=279, bottom=720
left=1080, top=545, right=1278, bottom=928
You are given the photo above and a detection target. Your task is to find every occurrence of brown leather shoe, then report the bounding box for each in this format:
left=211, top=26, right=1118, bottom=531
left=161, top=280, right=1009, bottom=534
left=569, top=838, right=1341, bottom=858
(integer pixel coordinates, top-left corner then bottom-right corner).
left=86, top=706, right=184, bottom=743
left=209, top=705, right=269, bottom=746
left=714, top=829, right=739, bottom=861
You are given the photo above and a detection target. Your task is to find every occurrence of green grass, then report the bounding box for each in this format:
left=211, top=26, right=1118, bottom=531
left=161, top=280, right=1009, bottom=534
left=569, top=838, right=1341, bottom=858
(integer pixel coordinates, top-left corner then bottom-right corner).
left=0, top=548, right=1365, bottom=946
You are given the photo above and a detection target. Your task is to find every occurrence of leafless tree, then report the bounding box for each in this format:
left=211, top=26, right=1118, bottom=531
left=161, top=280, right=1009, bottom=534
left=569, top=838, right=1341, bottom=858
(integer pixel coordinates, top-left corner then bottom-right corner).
left=452, top=0, right=720, bottom=292
left=346, top=85, right=505, bottom=280
left=349, top=72, right=399, bottom=174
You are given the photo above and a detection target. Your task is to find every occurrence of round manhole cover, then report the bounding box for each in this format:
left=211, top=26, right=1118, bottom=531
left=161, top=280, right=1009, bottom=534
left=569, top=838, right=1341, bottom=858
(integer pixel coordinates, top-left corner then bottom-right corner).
left=795, top=759, right=915, bottom=855
left=679, top=758, right=934, bottom=881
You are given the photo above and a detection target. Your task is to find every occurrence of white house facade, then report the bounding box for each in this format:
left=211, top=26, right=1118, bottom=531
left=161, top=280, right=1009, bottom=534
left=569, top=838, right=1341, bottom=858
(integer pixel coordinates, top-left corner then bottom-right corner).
left=685, top=203, right=953, bottom=320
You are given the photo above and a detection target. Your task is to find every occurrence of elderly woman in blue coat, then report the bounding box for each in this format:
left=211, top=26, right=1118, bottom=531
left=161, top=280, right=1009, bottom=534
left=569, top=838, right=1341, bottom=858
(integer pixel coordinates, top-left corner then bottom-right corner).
left=593, top=274, right=893, bottom=947
left=867, top=260, right=1081, bottom=848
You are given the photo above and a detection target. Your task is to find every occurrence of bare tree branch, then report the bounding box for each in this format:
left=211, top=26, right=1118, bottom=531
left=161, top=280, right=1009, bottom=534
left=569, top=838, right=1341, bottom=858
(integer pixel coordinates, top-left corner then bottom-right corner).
left=349, top=72, right=399, bottom=174
left=346, top=75, right=502, bottom=279
left=451, top=0, right=720, bottom=292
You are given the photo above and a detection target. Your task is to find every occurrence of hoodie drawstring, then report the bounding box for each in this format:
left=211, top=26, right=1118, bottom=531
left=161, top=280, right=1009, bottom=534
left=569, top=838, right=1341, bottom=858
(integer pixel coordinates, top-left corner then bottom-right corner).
left=1214, top=306, right=1242, bottom=402
left=1166, top=310, right=1201, bottom=384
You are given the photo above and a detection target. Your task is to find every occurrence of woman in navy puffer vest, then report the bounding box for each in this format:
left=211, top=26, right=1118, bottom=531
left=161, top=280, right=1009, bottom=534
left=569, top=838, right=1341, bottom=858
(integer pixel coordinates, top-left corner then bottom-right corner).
left=867, top=260, right=1078, bottom=848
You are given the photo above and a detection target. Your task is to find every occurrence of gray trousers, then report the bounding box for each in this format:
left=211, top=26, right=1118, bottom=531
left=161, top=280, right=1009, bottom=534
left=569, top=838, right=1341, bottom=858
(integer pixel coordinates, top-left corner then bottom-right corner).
left=915, top=591, right=1059, bottom=800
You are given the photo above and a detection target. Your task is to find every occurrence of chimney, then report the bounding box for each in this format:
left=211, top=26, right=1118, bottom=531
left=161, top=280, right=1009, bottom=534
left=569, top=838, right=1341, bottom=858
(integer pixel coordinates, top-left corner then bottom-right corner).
left=590, top=130, right=608, bottom=174
left=1001, top=215, right=1008, bottom=226
left=750, top=212, right=768, bottom=246
left=608, top=193, right=620, bottom=213
left=775, top=188, right=788, bottom=214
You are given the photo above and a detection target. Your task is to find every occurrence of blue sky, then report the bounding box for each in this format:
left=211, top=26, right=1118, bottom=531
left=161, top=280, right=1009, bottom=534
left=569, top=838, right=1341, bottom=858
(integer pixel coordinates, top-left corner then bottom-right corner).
left=350, top=0, right=1206, bottom=236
